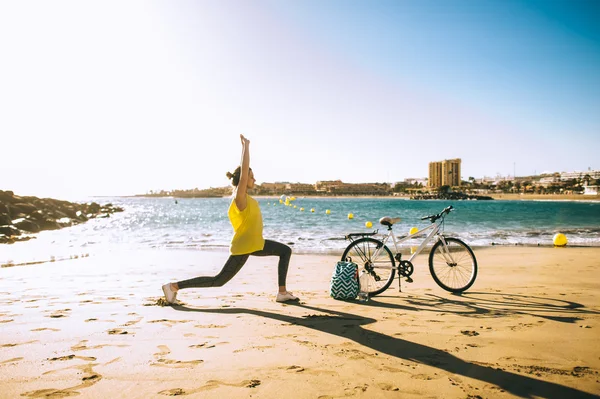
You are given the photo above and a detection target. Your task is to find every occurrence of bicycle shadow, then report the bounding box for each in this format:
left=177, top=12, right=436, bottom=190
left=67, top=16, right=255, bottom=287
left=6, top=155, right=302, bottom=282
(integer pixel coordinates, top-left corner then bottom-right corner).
left=365, top=291, right=598, bottom=323
left=172, top=301, right=598, bottom=399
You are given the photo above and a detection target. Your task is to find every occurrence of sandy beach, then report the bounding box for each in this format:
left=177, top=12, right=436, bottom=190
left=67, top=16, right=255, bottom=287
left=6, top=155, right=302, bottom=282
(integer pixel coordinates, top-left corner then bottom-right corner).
left=1, top=246, right=599, bottom=398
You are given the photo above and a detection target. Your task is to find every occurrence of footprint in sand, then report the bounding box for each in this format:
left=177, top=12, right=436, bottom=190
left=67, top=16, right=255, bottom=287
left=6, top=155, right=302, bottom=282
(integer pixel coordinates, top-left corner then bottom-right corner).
left=148, top=319, right=192, bottom=327
left=157, top=380, right=262, bottom=396
left=189, top=343, right=216, bottom=349
left=277, top=365, right=337, bottom=377
left=159, top=388, right=187, bottom=396
left=122, top=317, right=144, bottom=327
left=377, top=382, right=400, bottom=391
left=151, top=345, right=203, bottom=369
left=509, top=322, right=540, bottom=331
left=47, top=309, right=71, bottom=318
left=31, top=328, right=60, bottom=332
left=107, top=328, right=130, bottom=335
left=1, top=340, right=38, bottom=348
left=461, top=330, right=480, bottom=337
left=154, top=345, right=171, bottom=357
left=285, top=365, right=305, bottom=372
left=193, top=324, right=228, bottom=329
left=46, top=355, right=97, bottom=362
left=145, top=297, right=179, bottom=307
left=71, top=340, right=129, bottom=352
left=22, top=364, right=102, bottom=398
left=0, top=357, right=23, bottom=365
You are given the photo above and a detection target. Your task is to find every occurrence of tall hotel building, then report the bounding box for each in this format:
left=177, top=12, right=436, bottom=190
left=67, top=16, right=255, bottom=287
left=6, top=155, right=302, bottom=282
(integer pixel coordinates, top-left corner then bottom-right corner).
left=428, top=158, right=462, bottom=188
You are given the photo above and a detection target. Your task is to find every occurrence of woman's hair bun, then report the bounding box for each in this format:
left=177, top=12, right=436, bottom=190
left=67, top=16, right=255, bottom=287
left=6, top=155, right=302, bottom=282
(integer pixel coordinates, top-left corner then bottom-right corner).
left=226, top=171, right=233, bottom=179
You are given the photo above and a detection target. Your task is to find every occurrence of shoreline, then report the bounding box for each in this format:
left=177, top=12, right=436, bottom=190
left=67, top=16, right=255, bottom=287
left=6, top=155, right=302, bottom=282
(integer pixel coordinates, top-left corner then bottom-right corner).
left=3, top=242, right=599, bottom=269
left=130, top=194, right=600, bottom=202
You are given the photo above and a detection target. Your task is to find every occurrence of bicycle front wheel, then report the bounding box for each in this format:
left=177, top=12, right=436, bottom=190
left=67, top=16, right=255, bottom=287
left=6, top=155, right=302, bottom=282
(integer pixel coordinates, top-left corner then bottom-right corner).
left=341, top=237, right=395, bottom=296
left=428, top=237, right=477, bottom=293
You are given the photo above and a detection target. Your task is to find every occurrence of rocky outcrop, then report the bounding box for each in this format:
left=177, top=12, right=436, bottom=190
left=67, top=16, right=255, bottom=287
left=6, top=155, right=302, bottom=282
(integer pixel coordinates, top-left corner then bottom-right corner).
left=0, top=190, right=124, bottom=244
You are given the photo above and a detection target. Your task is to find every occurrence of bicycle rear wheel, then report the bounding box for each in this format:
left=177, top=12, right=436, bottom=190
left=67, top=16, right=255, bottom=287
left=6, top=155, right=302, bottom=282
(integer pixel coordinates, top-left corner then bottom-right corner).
left=428, top=237, right=477, bottom=293
left=341, top=237, right=395, bottom=297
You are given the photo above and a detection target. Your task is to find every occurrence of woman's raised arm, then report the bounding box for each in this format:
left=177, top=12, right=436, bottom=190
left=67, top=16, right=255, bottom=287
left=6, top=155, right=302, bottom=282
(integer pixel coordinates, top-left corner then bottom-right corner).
left=235, top=134, right=250, bottom=211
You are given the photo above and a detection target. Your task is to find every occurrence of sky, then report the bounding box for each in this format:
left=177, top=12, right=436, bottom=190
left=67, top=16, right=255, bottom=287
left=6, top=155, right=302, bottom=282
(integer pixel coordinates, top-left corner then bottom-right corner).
left=1, top=0, right=599, bottom=199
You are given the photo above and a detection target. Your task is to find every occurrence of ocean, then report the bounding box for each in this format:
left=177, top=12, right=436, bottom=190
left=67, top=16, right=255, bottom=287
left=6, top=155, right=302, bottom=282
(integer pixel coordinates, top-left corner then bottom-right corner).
left=2, top=196, right=600, bottom=266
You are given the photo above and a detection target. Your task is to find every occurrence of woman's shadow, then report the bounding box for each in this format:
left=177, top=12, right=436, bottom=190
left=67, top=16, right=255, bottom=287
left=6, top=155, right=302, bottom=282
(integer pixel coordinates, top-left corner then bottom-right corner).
left=172, top=300, right=598, bottom=399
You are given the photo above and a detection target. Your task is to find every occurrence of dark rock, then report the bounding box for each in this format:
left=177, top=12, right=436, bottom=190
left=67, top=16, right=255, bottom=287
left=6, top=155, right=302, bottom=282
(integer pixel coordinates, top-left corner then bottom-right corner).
left=27, top=210, right=45, bottom=222
left=0, top=213, right=10, bottom=225
left=0, top=191, right=124, bottom=244
left=37, top=219, right=61, bottom=231
left=12, top=218, right=40, bottom=233
left=87, top=202, right=101, bottom=214
left=0, top=225, right=21, bottom=236
left=62, top=206, right=78, bottom=219
left=75, top=211, right=88, bottom=221
left=6, top=204, right=26, bottom=219
left=13, top=202, right=38, bottom=215
left=0, top=191, right=16, bottom=203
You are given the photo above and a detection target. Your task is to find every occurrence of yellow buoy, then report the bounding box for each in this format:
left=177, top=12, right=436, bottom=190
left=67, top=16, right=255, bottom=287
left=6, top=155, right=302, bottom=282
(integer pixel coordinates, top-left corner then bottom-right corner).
left=293, top=205, right=297, bottom=208
left=365, top=221, right=373, bottom=228
left=325, top=209, right=331, bottom=215
left=553, top=233, right=568, bottom=247
left=310, top=208, right=315, bottom=213
left=409, top=227, right=418, bottom=235
left=348, top=213, right=354, bottom=220
left=279, top=199, right=283, bottom=204
left=300, top=208, right=304, bottom=211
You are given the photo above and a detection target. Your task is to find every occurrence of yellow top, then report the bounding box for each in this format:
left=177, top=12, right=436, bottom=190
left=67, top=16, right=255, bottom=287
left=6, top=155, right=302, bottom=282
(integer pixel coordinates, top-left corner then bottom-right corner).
left=228, top=194, right=265, bottom=255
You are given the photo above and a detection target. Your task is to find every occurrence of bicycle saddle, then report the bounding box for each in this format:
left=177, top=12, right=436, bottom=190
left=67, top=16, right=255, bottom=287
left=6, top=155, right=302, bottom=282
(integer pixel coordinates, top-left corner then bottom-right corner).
left=379, top=217, right=401, bottom=227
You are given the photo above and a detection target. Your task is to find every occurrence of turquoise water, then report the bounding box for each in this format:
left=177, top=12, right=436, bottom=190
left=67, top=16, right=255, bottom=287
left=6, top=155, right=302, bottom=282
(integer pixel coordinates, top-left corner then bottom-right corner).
left=2, top=196, right=600, bottom=266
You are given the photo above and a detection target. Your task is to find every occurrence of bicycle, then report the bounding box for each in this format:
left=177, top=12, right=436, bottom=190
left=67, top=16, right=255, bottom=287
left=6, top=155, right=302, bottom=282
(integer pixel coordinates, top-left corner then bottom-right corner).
left=341, top=205, right=477, bottom=296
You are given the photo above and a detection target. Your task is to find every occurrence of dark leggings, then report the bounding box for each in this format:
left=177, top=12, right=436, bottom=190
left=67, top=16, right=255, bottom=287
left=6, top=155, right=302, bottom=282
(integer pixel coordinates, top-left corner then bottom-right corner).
left=177, top=239, right=292, bottom=289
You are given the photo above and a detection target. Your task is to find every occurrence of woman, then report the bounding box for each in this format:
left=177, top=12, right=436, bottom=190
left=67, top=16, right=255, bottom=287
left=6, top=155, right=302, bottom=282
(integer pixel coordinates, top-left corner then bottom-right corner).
left=161, top=134, right=299, bottom=304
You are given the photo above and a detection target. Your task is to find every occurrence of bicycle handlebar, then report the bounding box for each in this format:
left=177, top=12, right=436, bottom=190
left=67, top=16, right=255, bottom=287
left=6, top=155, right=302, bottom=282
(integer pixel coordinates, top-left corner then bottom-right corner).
left=420, top=205, right=454, bottom=223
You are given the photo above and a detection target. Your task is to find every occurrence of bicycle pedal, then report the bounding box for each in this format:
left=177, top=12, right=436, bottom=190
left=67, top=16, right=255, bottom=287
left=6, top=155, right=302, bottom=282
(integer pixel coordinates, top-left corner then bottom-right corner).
left=405, top=277, right=414, bottom=283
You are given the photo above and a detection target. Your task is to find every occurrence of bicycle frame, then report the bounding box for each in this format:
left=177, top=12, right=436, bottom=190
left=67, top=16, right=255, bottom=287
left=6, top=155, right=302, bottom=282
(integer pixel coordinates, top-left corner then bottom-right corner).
left=367, top=218, right=447, bottom=270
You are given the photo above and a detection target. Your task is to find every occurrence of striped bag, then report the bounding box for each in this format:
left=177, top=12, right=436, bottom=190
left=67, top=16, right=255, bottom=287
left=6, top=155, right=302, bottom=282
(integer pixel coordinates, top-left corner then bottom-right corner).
left=330, top=261, right=359, bottom=300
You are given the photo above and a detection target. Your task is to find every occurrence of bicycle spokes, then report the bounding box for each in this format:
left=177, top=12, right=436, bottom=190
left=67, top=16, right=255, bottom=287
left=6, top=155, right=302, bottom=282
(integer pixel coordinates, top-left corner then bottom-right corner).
left=429, top=238, right=478, bottom=293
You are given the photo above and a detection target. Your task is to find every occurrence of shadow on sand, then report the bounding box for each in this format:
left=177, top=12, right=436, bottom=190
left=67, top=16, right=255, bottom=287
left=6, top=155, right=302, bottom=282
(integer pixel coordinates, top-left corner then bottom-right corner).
left=173, top=292, right=599, bottom=399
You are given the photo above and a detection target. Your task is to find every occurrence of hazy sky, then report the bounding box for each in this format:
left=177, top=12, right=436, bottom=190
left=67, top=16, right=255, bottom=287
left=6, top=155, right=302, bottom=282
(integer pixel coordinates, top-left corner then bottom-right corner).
left=2, top=0, right=599, bottom=198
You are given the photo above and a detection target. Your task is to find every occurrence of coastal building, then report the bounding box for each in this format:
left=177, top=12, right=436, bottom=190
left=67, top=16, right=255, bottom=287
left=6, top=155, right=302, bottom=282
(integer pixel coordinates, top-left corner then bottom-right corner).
left=538, top=176, right=560, bottom=187
left=560, top=170, right=600, bottom=181
left=259, top=182, right=288, bottom=192
left=428, top=158, right=461, bottom=188
left=315, top=180, right=343, bottom=192
left=286, top=183, right=316, bottom=193
left=584, top=184, right=599, bottom=196
left=328, top=183, right=389, bottom=195
left=402, top=177, right=427, bottom=186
